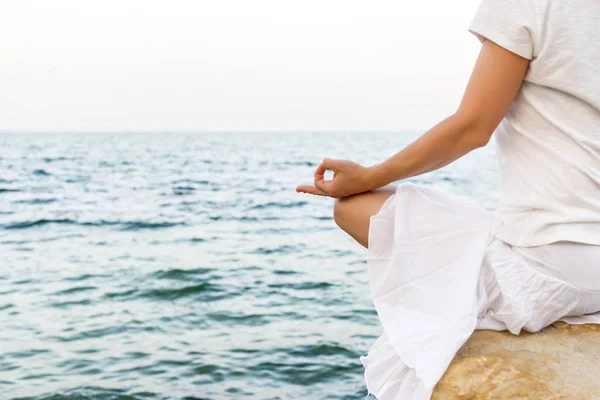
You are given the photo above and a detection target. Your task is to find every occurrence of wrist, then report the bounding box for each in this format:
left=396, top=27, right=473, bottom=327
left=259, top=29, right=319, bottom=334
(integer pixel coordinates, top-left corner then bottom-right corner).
left=364, top=163, right=390, bottom=190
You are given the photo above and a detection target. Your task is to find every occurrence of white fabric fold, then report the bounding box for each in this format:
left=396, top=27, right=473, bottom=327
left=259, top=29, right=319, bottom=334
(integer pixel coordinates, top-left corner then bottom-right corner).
left=362, top=183, right=600, bottom=400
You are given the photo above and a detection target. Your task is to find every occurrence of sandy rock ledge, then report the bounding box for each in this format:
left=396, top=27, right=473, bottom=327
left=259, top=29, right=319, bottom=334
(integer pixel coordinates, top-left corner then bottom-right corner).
left=432, top=322, right=600, bottom=399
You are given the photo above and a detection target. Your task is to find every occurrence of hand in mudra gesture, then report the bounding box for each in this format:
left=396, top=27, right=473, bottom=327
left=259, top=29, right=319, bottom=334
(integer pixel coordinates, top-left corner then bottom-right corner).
left=296, top=158, right=374, bottom=198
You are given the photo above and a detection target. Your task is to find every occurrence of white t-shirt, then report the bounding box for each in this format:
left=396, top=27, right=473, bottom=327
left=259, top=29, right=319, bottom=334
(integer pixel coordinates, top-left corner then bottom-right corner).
left=469, top=0, right=600, bottom=247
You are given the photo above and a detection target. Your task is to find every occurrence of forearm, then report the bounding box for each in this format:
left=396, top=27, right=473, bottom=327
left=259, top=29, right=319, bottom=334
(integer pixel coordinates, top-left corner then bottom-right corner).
left=365, top=113, right=488, bottom=189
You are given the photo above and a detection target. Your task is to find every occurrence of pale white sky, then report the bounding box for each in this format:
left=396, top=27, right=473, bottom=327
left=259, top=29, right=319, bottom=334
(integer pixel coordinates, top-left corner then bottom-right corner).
left=0, top=0, right=483, bottom=132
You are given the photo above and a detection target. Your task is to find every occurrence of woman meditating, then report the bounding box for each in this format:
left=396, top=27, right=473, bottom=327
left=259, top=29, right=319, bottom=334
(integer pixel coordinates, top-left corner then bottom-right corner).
left=296, top=0, right=600, bottom=398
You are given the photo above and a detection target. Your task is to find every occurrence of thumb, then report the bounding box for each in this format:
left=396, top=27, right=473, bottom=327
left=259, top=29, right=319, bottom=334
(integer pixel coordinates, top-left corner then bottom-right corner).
left=314, top=178, right=330, bottom=194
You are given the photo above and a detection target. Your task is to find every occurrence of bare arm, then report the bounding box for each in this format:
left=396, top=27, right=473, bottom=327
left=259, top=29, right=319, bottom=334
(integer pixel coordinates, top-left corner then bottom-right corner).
left=365, top=39, right=530, bottom=188
left=296, top=39, right=530, bottom=198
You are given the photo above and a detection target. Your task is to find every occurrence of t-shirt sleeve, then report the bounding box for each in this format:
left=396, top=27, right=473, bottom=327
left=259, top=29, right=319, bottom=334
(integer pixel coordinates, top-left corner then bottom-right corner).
left=468, top=0, right=537, bottom=60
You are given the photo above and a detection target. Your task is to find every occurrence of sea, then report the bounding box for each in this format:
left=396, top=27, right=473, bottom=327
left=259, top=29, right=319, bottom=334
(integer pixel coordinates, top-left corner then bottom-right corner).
left=0, top=132, right=498, bottom=400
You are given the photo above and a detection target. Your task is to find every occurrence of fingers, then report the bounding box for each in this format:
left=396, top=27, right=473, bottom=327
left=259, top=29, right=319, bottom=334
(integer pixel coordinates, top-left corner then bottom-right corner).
left=297, top=158, right=339, bottom=197
left=320, top=158, right=337, bottom=171
left=314, top=163, right=326, bottom=185
left=295, top=185, right=328, bottom=196
left=314, top=178, right=331, bottom=194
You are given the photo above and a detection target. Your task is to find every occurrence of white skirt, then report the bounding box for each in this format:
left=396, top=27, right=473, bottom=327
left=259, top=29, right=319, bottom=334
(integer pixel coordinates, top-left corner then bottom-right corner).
left=360, top=183, right=600, bottom=400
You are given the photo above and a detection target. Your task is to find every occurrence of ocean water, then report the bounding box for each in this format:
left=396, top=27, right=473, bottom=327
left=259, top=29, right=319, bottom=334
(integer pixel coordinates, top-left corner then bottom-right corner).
left=0, top=132, right=498, bottom=400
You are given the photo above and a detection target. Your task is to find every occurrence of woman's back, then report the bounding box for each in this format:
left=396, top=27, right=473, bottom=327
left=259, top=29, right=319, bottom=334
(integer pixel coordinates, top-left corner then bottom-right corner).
left=469, top=0, right=600, bottom=246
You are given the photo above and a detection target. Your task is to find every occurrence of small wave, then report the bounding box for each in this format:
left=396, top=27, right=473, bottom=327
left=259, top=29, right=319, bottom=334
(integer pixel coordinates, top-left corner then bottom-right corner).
left=151, top=268, right=213, bottom=281
left=251, top=245, right=303, bottom=255
left=2, top=219, right=185, bottom=230
left=268, top=282, right=333, bottom=290
left=32, top=169, right=51, bottom=176
left=283, top=161, right=318, bottom=167
left=53, top=286, right=97, bottom=295
left=173, top=186, right=196, bottom=191
left=43, top=156, right=75, bottom=163
left=248, top=201, right=308, bottom=210
left=172, top=179, right=210, bottom=185
left=140, top=283, right=220, bottom=300
left=208, top=216, right=282, bottom=222
left=312, top=216, right=333, bottom=221
left=0, top=188, right=20, bottom=193
left=11, top=386, right=174, bottom=400
left=49, top=299, right=93, bottom=308
left=251, top=360, right=357, bottom=385
left=3, top=218, right=76, bottom=229
left=63, top=273, right=110, bottom=282
left=12, top=198, right=57, bottom=205
left=206, top=311, right=271, bottom=326
left=119, top=221, right=184, bottom=231
left=105, top=282, right=228, bottom=302
left=287, top=343, right=359, bottom=359
left=273, top=270, right=301, bottom=275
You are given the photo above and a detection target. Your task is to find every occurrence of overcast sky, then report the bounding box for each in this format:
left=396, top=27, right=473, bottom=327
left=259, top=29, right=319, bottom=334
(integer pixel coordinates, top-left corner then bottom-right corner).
left=1, top=0, right=483, bottom=133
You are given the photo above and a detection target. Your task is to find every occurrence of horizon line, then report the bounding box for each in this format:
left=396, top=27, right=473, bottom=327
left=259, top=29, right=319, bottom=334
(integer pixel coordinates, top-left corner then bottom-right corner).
left=0, top=129, right=425, bottom=135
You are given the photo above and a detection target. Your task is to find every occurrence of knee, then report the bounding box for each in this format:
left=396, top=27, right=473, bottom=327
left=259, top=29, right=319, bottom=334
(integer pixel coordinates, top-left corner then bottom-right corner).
left=333, top=196, right=351, bottom=227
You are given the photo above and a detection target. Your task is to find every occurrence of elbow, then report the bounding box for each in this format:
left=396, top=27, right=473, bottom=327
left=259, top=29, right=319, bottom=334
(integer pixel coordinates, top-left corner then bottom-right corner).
left=470, top=132, right=492, bottom=149
left=451, top=111, right=493, bottom=150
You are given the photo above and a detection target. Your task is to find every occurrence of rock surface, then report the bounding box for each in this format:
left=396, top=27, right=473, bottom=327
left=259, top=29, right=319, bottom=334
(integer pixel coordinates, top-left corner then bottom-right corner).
left=432, top=322, right=600, bottom=399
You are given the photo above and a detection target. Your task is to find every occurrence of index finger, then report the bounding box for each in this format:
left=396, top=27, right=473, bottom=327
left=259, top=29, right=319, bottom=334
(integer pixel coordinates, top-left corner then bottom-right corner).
left=314, top=164, right=326, bottom=185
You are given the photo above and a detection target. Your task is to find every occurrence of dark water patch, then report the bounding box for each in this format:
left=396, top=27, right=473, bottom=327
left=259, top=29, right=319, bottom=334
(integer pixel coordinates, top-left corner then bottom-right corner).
left=63, top=273, right=110, bottom=282
left=50, top=325, right=128, bottom=342
left=268, top=281, right=333, bottom=290
left=3, top=348, right=50, bottom=359
left=251, top=244, right=302, bottom=255
left=252, top=360, right=358, bottom=385
left=12, top=198, right=57, bottom=205
left=332, top=309, right=377, bottom=321
left=54, top=286, right=97, bottom=295
left=151, top=268, right=213, bottom=281
left=3, top=218, right=84, bottom=230
left=33, top=169, right=51, bottom=176
left=50, top=299, right=93, bottom=308
left=312, top=215, right=334, bottom=220
left=191, top=364, right=219, bottom=375
left=173, top=186, right=196, bottom=195
left=172, top=179, right=210, bottom=185
left=0, top=303, right=15, bottom=311
left=287, top=343, right=359, bottom=359
left=13, top=278, right=35, bottom=285
left=248, top=201, right=308, bottom=210
left=19, top=373, right=55, bottom=381
left=206, top=311, right=271, bottom=326
left=72, top=347, right=106, bottom=355
left=208, top=215, right=282, bottom=222
left=118, top=221, right=185, bottom=231
left=14, top=246, right=33, bottom=252
left=235, top=265, right=260, bottom=272
left=273, top=269, right=301, bottom=275
left=283, top=160, right=318, bottom=167
left=103, top=288, right=138, bottom=299
left=2, top=218, right=185, bottom=230
left=12, top=386, right=161, bottom=400
left=139, top=282, right=223, bottom=301
left=43, top=156, right=72, bottom=163
left=230, top=348, right=261, bottom=355
left=0, top=188, right=20, bottom=193
left=55, top=358, right=97, bottom=372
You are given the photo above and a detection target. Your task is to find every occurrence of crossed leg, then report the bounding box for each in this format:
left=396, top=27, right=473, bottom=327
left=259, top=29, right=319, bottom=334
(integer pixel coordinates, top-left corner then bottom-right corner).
left=333, top=184, right=398, bottom=248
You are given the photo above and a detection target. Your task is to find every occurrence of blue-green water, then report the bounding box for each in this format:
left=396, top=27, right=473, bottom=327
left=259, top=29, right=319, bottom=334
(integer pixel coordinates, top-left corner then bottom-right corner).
left=0, top=132, right=498, bottom=399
